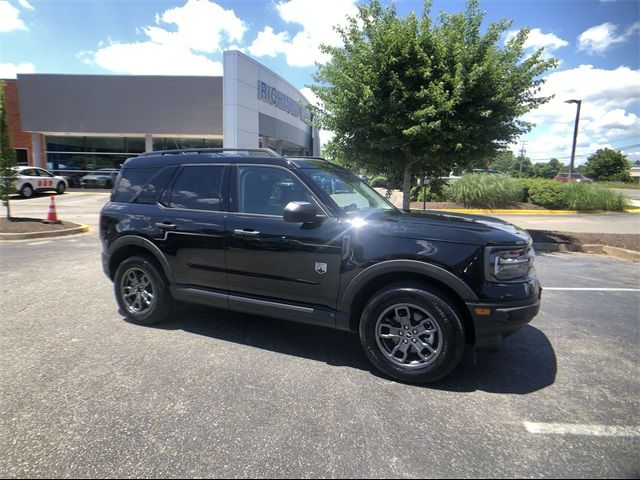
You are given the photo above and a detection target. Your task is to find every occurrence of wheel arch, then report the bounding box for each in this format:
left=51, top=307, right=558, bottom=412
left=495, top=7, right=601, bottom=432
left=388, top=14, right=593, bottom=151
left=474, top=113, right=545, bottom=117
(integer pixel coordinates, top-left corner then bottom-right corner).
left=339, top=260, right=477, bottom=344
left=107, top=236, right=175, bottom=284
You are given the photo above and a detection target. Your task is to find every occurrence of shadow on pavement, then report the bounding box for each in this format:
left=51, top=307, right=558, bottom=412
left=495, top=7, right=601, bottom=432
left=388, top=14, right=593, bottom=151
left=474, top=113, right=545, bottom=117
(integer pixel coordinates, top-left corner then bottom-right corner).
left=133, top=305, right=556, bottom=394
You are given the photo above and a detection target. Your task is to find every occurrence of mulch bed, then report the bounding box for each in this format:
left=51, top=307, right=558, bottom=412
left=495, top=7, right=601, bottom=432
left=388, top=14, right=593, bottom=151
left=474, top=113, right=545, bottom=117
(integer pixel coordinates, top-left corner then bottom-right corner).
left=0, top=217, right=81, bottom=233
left=529, top=230, right=640, bottom=252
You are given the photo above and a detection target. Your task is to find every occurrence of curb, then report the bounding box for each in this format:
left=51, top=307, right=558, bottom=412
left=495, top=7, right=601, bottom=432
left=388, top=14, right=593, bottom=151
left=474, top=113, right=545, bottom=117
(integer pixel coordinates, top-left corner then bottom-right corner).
left=417, top=208, right=640, bottom=215
left=534, top=242, right=640, bottom=263
left=0, top=224, right=91, bottom=241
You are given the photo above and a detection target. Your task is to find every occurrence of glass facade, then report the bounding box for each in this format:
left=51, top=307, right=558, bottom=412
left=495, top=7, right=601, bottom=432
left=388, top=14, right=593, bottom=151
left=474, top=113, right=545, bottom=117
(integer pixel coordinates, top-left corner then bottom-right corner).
left=45, top=135, right=222, bottom=188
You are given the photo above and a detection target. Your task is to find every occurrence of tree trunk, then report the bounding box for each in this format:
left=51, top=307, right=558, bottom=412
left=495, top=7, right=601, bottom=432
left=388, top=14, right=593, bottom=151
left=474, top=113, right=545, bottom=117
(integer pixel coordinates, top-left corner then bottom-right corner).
left=402, top=162, right=413, bottom=211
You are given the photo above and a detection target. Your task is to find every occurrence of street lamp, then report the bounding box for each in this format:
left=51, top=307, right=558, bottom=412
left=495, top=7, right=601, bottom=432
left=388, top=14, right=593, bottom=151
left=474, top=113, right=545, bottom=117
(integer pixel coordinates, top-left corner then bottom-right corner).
left=565, top=99, right=582, bottom=180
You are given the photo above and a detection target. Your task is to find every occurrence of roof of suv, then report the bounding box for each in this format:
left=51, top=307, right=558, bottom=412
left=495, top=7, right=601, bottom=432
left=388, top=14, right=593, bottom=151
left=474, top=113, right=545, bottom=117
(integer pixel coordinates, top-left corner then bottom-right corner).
left=125, top=148, right=331, bottom=169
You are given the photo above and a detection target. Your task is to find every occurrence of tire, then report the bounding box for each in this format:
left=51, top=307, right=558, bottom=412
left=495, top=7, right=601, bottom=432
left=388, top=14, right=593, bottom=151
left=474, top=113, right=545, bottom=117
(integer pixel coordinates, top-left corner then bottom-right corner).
left=105, top=180, right=113, bottom=189
left=113, top=255, right=174, bottom=325
left=20, top=184, right=34, bottom=198
left=359, top=282, right=465, bottom=383
left=56, top=182, right=66, bottom=195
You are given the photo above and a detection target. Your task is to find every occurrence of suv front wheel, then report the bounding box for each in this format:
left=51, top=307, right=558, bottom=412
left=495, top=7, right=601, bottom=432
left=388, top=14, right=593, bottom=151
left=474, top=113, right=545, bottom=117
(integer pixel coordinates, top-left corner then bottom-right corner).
left=359, top=283, right=465, bottom=383
left=114, top=255, right=174, bottom=325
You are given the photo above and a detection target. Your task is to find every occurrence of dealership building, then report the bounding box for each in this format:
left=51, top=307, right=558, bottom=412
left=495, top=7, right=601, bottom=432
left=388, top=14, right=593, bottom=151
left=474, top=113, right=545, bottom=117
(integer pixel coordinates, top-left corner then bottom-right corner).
left=5, top=50, right=320, bottom=173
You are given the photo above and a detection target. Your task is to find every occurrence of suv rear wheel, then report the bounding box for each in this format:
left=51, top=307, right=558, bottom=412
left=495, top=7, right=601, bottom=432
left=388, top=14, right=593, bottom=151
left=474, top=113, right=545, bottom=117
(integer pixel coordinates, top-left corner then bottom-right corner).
left=114, top=255, right=174, bottom=325
left=359, top=283, right=465, bottom=383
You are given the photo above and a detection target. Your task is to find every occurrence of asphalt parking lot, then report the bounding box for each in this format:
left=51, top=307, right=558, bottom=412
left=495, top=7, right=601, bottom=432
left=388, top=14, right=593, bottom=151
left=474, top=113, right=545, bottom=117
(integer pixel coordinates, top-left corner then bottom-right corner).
left=1, top=194, right=639, bottom=478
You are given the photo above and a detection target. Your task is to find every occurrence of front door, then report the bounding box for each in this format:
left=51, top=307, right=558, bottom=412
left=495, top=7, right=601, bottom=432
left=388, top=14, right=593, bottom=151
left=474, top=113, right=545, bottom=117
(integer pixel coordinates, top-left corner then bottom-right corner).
left=226, top=165, right=345, bottom=310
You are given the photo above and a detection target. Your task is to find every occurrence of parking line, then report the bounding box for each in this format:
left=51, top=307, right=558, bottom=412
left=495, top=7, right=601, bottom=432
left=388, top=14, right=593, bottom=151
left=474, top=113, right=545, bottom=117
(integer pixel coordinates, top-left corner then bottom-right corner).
left=543, top=287, right=640, bottom=292
left=26, top=240, right=52, bottom=246
left=524, top=422, right=640, bottom=438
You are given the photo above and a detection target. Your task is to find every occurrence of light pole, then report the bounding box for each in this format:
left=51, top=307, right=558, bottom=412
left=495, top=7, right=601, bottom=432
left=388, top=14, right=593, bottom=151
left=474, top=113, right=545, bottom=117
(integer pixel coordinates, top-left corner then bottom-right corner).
left=565, top=99, right=582, bottom=180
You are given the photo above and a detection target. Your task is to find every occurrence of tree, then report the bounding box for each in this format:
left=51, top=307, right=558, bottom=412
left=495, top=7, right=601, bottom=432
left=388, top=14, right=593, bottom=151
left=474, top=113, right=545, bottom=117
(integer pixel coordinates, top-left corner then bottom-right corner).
left=311, top=0, right=557, bottom=209
left=0, top=81, right=18, bottom=220
left=582, top=148, right=631, bottom=182
left=527, top=158, right=564, bottom=179
left=490, top=150, right=519, bottom=176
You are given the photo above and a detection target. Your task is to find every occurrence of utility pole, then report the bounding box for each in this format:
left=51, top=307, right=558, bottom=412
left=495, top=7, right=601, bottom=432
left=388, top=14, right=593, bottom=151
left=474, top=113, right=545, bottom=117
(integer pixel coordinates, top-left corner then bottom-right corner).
left=565, top=99, right=582, bottom=181
left=518, top=141, right=527, bottom=176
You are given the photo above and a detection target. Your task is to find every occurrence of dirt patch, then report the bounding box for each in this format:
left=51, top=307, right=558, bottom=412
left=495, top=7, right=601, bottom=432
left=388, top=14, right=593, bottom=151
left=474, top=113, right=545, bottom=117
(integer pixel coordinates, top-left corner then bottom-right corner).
left=412, top=201, right=545, bottom=210
left=529, top=230, right=640, bottom=252
left=0, top=217, right=82, bottom=233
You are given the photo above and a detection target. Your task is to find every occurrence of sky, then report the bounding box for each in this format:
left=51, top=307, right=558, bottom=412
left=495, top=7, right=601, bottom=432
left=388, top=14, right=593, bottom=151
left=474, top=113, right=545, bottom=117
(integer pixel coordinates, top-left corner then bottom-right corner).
left=1, top=0, right=639, bottom=165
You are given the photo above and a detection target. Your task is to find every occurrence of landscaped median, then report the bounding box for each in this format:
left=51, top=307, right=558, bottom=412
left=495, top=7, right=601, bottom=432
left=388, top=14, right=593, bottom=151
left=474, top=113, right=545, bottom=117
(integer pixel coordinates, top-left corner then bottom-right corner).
left=409, top=174, right=635, bottom=213
left=0, top=217, right=90, bottom=240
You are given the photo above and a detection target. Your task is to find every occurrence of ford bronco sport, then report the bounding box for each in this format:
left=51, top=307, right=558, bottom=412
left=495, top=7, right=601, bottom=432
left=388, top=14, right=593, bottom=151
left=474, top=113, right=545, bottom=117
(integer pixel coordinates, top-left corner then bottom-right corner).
left=100, top=148, right=541, bottom=383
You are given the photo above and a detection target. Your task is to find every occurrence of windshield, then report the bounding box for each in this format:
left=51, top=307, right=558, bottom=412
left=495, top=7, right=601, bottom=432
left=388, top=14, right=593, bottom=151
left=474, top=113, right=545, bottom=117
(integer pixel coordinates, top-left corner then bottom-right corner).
left=301, top=162, right=397, bottom=215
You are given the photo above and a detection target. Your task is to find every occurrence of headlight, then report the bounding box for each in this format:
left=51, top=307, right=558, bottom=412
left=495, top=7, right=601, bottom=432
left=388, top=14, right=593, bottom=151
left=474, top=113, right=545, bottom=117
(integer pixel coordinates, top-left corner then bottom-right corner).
left=487, top=246, right=535, bottom=281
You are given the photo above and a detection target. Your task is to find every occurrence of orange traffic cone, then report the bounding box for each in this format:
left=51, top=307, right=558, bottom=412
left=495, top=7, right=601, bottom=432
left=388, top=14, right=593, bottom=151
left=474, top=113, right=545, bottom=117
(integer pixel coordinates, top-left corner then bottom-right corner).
left=44, top=195, right=60, bottom=224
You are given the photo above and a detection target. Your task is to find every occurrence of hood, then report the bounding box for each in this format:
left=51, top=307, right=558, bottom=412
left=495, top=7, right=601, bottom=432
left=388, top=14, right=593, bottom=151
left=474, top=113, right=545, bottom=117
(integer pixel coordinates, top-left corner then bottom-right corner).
left=350, top=210, right=531, bottom=246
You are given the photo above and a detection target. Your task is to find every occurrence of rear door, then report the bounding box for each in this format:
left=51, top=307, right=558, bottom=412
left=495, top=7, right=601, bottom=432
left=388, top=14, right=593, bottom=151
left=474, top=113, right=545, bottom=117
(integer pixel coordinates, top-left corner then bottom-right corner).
left=155, top=164, right=230, bottom=291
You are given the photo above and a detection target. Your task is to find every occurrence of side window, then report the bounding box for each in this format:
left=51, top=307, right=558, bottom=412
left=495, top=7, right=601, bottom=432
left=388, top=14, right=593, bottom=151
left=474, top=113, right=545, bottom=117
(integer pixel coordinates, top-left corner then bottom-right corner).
left=113, top=167, right=157, bottom=203
left=37, top=169, right=54, bottom=178
left=237, top=166, right=313, bottom=216
left=22, top=169, right=36, bottom=176
left=169, top=165, right=225, bottom=211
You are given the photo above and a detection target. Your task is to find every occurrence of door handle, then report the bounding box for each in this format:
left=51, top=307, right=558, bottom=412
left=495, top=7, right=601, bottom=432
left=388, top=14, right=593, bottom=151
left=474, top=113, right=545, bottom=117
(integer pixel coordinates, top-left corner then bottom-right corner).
left=155, top=222, right=177, bottom=231
left=233, top=229, right=260, bottom=236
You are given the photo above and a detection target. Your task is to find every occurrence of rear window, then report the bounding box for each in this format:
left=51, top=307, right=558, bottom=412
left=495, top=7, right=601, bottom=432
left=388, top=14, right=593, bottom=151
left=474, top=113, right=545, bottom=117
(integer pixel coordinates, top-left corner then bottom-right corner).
left=113, top=166, right=177, bottom=203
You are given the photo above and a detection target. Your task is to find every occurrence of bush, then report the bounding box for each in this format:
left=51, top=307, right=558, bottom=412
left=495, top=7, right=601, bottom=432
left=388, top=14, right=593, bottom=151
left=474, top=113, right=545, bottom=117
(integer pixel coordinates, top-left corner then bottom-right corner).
left=370, top=176, right=388, bottom=188
left=410, top=180, right=451, bottom=202
left=519, top=179, right=629, bottom=211
left=525, top=179, right=566, bottom=209
left=563, top=183, right=628, bottom=211
left=449, top=174, right=523, bottom=208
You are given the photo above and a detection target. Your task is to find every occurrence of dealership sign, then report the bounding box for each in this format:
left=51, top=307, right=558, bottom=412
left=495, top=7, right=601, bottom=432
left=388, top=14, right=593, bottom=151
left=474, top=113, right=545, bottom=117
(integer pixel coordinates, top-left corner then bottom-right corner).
left=258, top=81, right=312, bottom=123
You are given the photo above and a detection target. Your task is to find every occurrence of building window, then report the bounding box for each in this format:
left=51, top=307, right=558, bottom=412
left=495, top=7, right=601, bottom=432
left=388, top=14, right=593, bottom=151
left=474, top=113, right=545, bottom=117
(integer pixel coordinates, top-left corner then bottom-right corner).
left=15, top=148, right=28, bottom=165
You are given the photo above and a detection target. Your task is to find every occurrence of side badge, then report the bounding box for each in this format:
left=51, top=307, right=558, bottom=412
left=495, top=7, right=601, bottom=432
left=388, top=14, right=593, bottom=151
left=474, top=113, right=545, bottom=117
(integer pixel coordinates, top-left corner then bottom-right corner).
left=315, top=262, right=328, bottom=275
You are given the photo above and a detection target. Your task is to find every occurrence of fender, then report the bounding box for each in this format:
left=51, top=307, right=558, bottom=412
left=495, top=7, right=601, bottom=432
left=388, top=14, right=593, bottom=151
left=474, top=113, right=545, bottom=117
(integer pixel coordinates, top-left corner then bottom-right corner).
left=338, top=259, right=478, bottom=314
left=107, top=235, right=175, bottom=284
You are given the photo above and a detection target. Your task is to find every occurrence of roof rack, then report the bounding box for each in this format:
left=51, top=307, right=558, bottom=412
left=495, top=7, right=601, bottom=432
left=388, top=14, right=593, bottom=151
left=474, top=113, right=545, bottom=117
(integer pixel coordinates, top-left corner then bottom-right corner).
left=139, top=148, right=280, bottom=158
left=284, top=155, right=330, bottom=162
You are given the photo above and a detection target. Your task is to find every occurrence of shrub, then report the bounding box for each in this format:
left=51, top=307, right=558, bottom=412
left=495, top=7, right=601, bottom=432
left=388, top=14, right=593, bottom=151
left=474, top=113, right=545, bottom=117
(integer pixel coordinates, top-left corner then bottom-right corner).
left=410, top=180, right=452, bottom=202
left=563, top=183, right=628, bottom=211
left=448, top=174, right=523, bottom=208
left=520, top=179, right=629, bottom=211
left=525, top=179, right=566, bottom=209
left=370, top=176, right=388, bottom=188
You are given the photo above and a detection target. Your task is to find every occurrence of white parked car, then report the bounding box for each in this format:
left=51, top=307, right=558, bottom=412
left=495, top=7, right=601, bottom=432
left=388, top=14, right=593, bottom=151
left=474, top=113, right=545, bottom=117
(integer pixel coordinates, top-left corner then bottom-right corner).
left=14, top=166, right=68, bottom=198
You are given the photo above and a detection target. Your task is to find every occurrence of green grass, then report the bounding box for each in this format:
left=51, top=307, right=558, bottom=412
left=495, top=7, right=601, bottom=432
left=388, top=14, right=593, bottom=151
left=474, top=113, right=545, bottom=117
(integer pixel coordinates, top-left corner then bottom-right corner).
left=563, top=183, right=629, bottom=211
left=448, top=174, right=523, bottom=208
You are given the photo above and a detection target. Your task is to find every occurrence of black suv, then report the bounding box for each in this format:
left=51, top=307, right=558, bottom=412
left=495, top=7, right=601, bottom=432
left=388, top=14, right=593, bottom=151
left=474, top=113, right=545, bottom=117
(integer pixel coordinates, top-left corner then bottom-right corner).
left=100, top=149, right=541, bottom=383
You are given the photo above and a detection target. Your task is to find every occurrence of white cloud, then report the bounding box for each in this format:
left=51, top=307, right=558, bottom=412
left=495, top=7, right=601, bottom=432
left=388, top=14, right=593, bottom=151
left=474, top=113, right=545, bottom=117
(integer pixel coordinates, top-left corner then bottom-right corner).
left=506, top=28, right=569, bottom=53
left=0, top=61, right=35, bottom=78
left=18, top=0, right=34, bottom=10
left=85, top=0, right=244, bottom=75
left=248, top=0, right=358, bottom=67
left=578, top=21, right=640, bottom=54
left=85, top=42, right=222, bottom=76
left=0, top=1, right=27, bottom=32
left=515, top=65, right=640, bottom=163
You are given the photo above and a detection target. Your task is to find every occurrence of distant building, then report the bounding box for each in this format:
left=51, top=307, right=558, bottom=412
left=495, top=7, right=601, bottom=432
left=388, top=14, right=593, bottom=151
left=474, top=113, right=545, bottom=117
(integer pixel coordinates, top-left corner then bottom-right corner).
left=4, top=50, right=319, bottom=174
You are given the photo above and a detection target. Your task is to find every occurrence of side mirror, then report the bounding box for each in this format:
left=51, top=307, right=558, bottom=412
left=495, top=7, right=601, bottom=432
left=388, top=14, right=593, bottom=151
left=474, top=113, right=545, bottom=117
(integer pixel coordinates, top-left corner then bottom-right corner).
left=283, top=201, right=318, bottom=223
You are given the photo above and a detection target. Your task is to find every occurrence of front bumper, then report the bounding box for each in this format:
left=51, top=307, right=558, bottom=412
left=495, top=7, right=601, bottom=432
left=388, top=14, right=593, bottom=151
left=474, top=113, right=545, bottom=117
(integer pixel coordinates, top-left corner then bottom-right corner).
left=467, top=287, right=542, bottom=351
